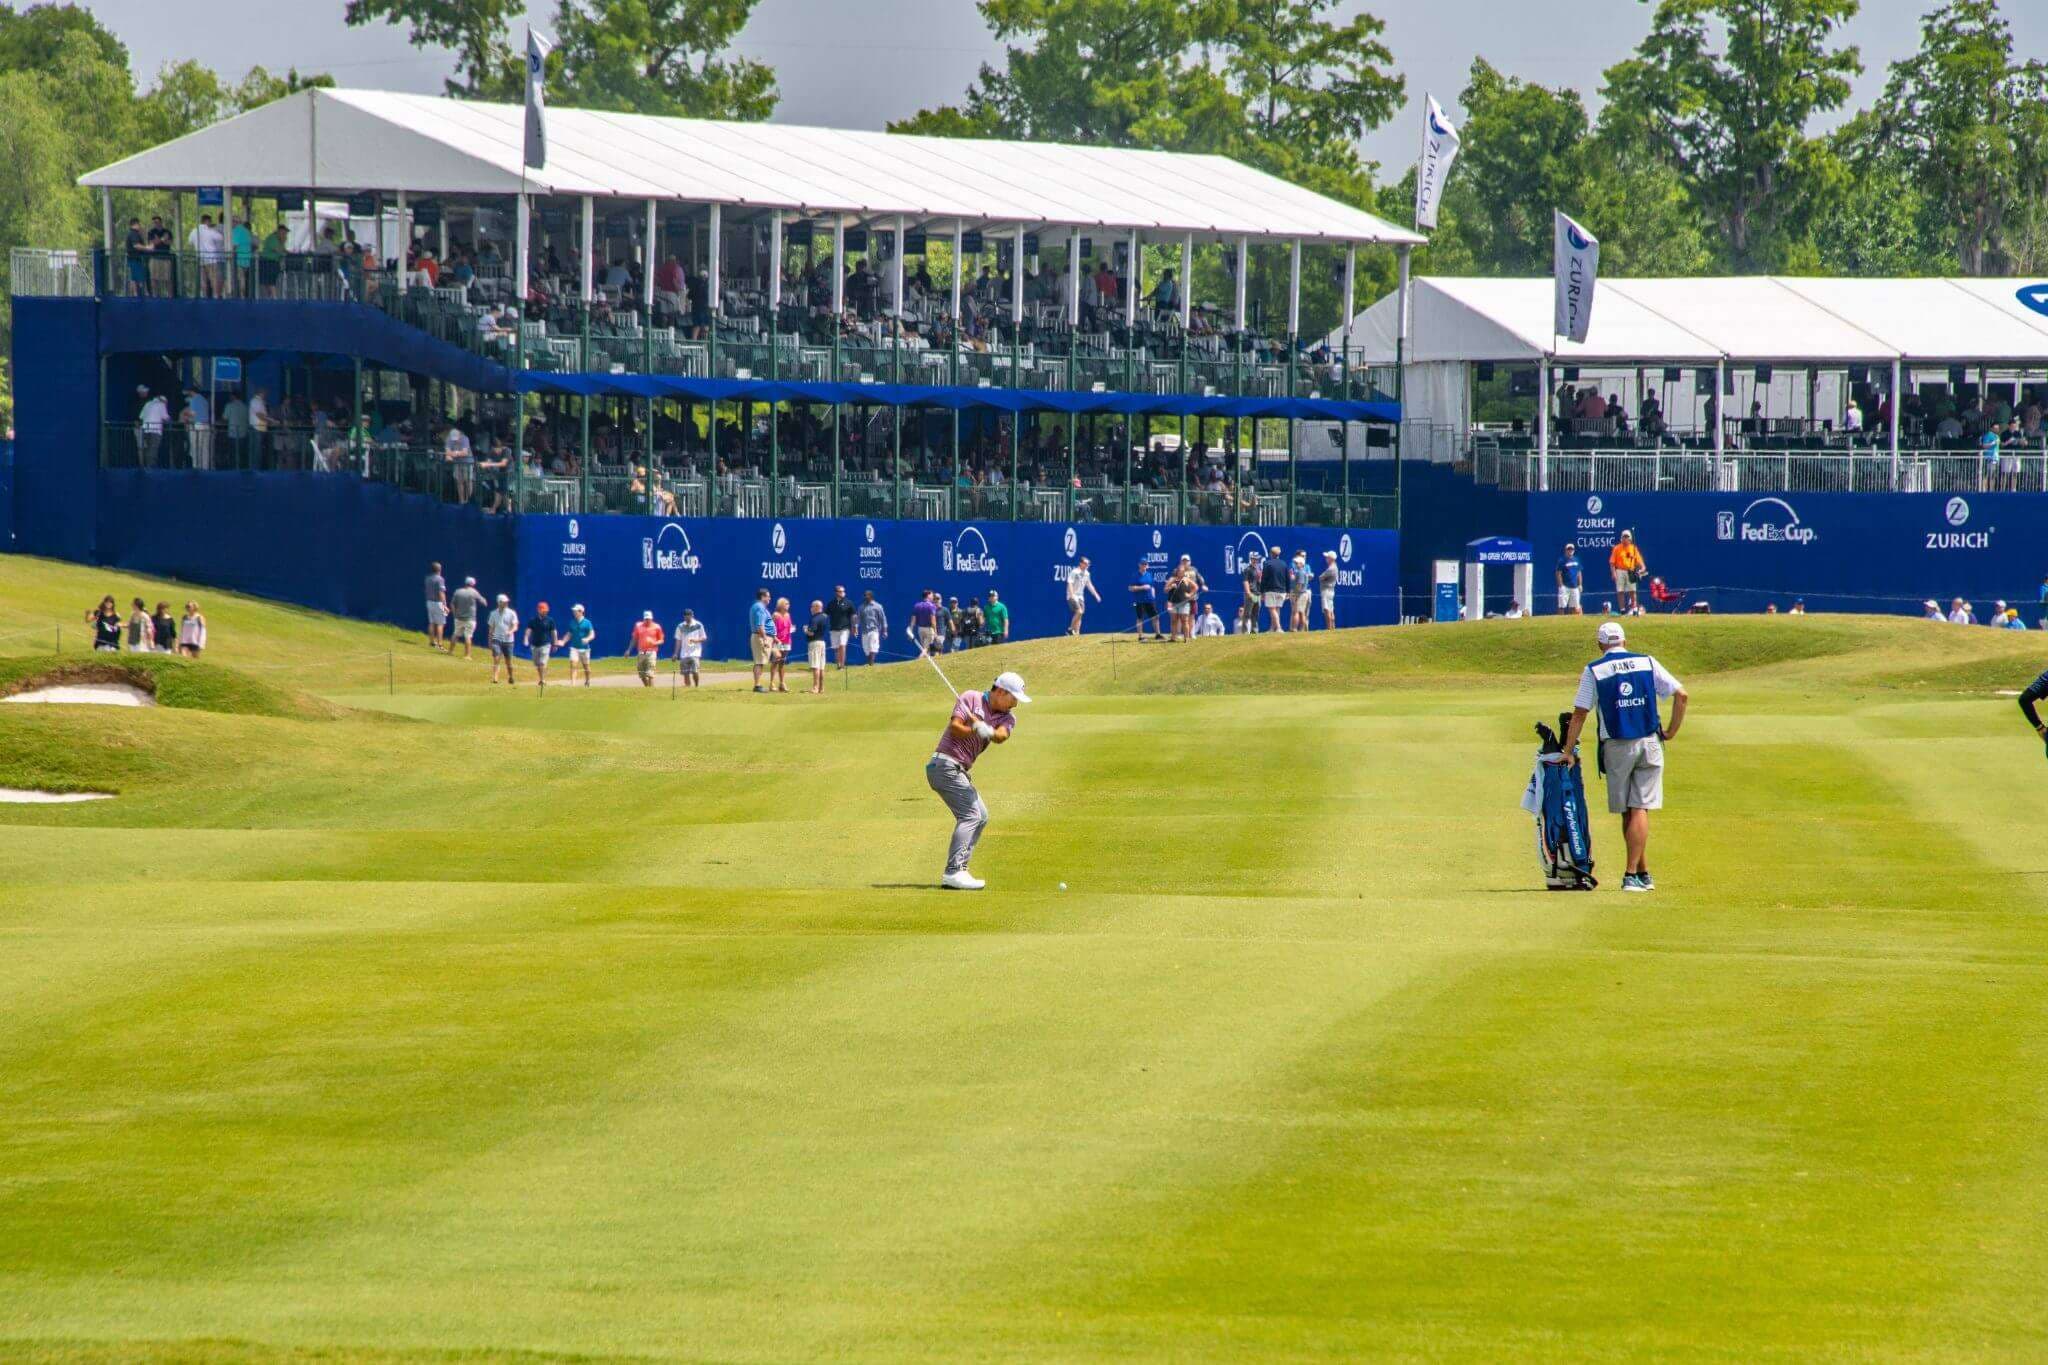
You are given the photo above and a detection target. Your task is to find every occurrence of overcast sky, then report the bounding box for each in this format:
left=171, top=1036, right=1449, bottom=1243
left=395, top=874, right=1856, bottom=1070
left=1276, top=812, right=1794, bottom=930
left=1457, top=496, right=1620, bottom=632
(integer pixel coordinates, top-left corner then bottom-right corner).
left=59, top=0, right=2048, bottom=172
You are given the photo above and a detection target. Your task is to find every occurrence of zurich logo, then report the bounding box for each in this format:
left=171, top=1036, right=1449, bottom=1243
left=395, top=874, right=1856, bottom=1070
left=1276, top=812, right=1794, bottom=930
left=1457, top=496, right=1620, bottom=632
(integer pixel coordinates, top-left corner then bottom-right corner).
left=567, top=518, right=579, bottom=538
left=1618, top=680, right=1634, bottom=697
left=865, top=522, right=875, bottom=544
left=1586, top=495, right=1603, bottom=515
left=1339, top=533, right=1354, bottom=563
left=1945, top=497, right=1970, bottom=527
left=1566, top=224, right=1593, bottom=251
left=2016, top=284, right=2048, bottom=318
left=1152, top=530, right=1162, bottom=549
left=1429, top=110, right=1453, bottom=137
left=771, top=522, right=787, bottom=554
left=1063, top=527, right=1077, bottom=558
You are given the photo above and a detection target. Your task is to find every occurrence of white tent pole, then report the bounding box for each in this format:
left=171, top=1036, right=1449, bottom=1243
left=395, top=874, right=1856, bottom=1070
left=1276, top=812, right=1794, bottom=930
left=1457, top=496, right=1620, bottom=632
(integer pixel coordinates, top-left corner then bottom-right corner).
left=101, top=189, right=113, bottom=257
left=1065, top=230, right=1079, bottom=326
left=1179, top=232, right=1193, bottom=327
left=951, top=221, right=965, bottom=323
left=515, top=191, right=530, bottom=311
left=396, top=188, right=408, bottom=280
left=644, top=199, right=657, bottom=314
left=708, top=202, right=722, bottom=317
left=1341, top=245, right=1356, bottom=351
left=225, top=187, right=237, bottom=298
left=1537, top=355, right=1549, bottom=493
left=1124, top=228, right=1138, bottom=328
left=1890, top=357, right=1902, bottom=489
left=1233, top=238, right=1247, bottom=331
left=831, top=220, right=845, bottom=315
left=579, top=195, right=595, bottom=304
left=895, top=214, right=907, bottom=321
left=438, top=209, right=446, bottom=261
left=1287, top=238, right=1301, bottom=337
left=1012, top=224, right=1025, bottom=326
left=1713, top=358, right=1726, bottom=479
left=769, top=209, right=784, bottom=317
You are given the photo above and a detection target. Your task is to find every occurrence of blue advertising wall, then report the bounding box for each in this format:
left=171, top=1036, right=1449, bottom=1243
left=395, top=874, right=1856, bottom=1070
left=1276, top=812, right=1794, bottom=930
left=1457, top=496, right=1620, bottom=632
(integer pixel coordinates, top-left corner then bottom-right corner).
left=11, top=297, right=100, bottom=561
left=97, top=471, right=515, bottom=627
left=0, top=439, right=14, bottom=551
left=516, top=514, right=1399, bottom=657
left=1527, top=490, right=2048, bottom=616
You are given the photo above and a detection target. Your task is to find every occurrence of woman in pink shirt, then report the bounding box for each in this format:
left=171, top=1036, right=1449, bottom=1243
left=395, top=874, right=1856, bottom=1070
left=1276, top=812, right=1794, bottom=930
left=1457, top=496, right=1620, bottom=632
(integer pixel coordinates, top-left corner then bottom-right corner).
left=770, top=597, right=794, bottom=693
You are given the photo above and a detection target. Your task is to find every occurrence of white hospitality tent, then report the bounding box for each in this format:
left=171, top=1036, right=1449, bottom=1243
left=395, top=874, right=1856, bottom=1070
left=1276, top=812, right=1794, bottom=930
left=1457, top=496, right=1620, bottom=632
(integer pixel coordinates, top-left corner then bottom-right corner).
left=80, top=86, right=1423, bottom=329
left=1337, top=275, right=2048, bottom=473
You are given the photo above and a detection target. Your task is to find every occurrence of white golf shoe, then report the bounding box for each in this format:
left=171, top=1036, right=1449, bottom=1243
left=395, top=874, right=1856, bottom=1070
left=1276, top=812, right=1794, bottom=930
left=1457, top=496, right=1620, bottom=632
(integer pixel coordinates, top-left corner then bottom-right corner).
left=941, top=870, right=986, bottom=891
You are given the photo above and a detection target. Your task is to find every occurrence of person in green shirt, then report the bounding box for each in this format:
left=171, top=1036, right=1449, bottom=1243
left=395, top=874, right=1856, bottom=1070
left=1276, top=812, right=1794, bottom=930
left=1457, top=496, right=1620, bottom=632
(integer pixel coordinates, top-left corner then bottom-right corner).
left=346, top=413, right=375, bottom=475
left=231, top=221, right=255, bottom=292
left=984, top=589, right=1009, bottom=645
left=259, top=225, right=287, bottom=297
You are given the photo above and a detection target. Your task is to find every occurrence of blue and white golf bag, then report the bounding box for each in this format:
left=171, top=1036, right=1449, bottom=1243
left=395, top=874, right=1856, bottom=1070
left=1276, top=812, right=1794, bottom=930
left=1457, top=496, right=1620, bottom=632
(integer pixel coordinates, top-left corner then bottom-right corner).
left=1523, top=716, right=1597, bottom=891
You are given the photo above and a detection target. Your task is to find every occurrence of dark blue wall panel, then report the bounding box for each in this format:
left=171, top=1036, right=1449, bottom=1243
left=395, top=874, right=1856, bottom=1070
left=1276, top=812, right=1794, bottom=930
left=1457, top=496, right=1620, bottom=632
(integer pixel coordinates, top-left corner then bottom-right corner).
left=11, top=297, right=101, bottom=560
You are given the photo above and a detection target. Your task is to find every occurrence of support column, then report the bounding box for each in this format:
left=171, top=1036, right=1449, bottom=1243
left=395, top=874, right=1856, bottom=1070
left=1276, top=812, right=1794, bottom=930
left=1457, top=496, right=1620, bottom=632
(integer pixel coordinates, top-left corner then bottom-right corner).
left=1233, top=238, right=1248, bottom=331
left=707, top=202, right=723, bottom=320
left=1125, top=229, right=1139, bottom=329
left=1180, top=233, right=1193, bottom=328
left=831, top=220, right=845, bottom=316
left=1066, top=231, right=1080, bottom=326
left=1011, top=224, right=1025, bottom=330
left=1395, top=243, right=1411, bottom=481
left=644, top=198, right=658, bottom=315
left=100, top=189, right=114, bottom=294
left=1713, top=358, right=1727, bottom=483
left=1889, top=356, right=1902, bottom=490
left=579, top=195, right=595, bottom=305
left=770, top=208, right=785, bottom=318
left=1286, top=238, right=1301, bottom=339
left=396, top=189, right=408, bottom=280
left=951, top=221, right=965, bottom=323
left=1537, top=356, right=1550, bottom=493
left=514, top=191, right=531, bottom=313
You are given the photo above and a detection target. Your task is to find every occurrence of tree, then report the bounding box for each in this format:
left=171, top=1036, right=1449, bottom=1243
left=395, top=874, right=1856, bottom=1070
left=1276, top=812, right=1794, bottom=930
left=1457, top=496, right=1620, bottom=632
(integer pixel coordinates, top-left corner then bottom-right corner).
left=1601, top=0, right=1861, bottom=269
left=0, top=2, right=126, bottom=73
left=1213, top=0, right=1403, bottom=199
left=1444, top=59, right=1594, bottom=275
left=552, top=0, right=775, bottom=119
left=232, top=66, right=337, bottom=113
left=343, top=0, right=525, bottom=99
left=1861, top=0, right=2048, bottom=275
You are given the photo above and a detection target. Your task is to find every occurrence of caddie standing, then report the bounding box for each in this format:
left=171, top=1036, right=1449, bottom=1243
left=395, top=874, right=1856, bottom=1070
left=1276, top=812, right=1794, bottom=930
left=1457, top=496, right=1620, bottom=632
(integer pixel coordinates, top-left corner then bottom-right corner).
left=1560, top=621, right=1688, bottom=892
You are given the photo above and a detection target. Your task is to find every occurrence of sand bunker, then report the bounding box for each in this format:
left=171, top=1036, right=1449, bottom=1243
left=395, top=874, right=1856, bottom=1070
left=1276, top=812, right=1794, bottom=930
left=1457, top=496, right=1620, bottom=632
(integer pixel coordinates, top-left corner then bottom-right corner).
left=1, top=683, right=156, bottom=707
left=0, top=788, right=112, bottom=803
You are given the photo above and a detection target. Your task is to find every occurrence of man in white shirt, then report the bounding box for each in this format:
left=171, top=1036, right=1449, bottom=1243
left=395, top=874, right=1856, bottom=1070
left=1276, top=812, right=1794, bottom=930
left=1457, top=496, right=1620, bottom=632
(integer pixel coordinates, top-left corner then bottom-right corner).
left=1947, top=597, right=1974, bottom=625
left=136, top=387, right=169, bottom=467
left=486, top=594, right=520, bottom=685
left=674, top=609, right=708, bottom=688
left=444, top=424, right=476, bottom=504
left=188, top=214, right=226, bottom=297
left=1194, top=604, right=1226, bottom=637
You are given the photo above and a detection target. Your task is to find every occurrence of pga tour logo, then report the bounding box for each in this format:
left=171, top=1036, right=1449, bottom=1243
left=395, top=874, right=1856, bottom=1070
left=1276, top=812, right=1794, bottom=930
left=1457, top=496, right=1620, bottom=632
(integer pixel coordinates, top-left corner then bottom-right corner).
left=642, top=521, right=701, bottom=573
left=946, top=526, right=999, bottom=574
left=1718, top=497, right=1817, bottom=545
left=1928, top=496, right=1992, bottom=550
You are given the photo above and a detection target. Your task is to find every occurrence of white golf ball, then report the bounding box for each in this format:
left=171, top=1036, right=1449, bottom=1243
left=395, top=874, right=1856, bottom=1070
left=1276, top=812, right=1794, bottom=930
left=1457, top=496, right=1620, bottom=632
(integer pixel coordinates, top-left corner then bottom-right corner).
left=1058, top=882, right=1068, bottom=891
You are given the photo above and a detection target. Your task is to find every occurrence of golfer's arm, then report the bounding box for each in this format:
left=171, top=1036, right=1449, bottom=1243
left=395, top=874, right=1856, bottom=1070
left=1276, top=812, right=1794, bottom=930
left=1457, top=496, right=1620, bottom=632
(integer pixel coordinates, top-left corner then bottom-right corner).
left=1663, top=690, right=1689, bottom=739
left=946, top=718, right=978, bottom=741
left=989, top=728, right=1011, bottom=744
left=2019, top=673, right=2048, bottom=731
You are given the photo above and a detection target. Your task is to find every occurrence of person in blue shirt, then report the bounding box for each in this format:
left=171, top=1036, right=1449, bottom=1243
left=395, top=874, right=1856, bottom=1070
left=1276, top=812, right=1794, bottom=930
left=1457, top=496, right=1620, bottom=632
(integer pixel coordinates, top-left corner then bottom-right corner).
left=1559, top=620, right=1689, bottom=893
left=1556, top=542, right=1585, bottom=615
left=747, top=588, right=774, bottom=693
left=1130, top=559, right=1164, bottom=640
left=559, top=604, right=597, bottom=686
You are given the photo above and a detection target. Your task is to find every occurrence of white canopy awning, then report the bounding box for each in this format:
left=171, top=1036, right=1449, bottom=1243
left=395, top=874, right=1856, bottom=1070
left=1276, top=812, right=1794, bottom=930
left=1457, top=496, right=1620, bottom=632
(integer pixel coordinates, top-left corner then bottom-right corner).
left=79, top=87, right=1424, bottom=247
left=1338, top=275, right=2048, bottom=365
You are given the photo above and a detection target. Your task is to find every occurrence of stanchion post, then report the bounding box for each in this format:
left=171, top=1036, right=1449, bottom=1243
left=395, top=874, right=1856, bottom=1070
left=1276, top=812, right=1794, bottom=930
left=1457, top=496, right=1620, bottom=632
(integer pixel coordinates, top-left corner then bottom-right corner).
left=388, top=651, right=394, bottom=695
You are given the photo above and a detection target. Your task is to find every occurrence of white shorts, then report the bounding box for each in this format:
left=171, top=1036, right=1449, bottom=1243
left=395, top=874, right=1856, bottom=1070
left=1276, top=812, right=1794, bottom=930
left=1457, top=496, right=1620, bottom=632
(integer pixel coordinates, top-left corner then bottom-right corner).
left=1170, top=601, right=1192, bottom=617
left=1559, top=586, right=1583, bottom=610
left=808, top=640, right=827, bottom=669
left=569, top=647, right=591, bottom=664
left=1319, top=590, right=1335, bottom=613
left=1613, top=570, right=1637, bottom=593
left=1603, top=736, right=1665, bottom=812
left=1262, top=591, right=1286, bottom=610
left=452, top=618, right=476, bottom=641
left=830, top=629, right=850, bottom=649
left=861, top=629, right=880, bottom=655
left=1999, top=456, right=2021, bottom=475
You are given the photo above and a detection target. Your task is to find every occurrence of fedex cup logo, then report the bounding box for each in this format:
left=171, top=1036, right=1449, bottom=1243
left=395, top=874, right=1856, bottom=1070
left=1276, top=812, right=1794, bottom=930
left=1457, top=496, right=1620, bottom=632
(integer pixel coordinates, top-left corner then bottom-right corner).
left=643, top=521, right=700, bottom=573
left=771, top=522, right=787, bottom=554
left=1946, top=497, right=1970, bottom=527
left=2016, top=284, right=2048, bottom=318
left=950, top=526, right=998, bottom=574
left=1227, top=530, right=1269, bottom=576
left=1063, top=527, right=1078, bottom=558
left=1339, top=533, right=1354, bottom=563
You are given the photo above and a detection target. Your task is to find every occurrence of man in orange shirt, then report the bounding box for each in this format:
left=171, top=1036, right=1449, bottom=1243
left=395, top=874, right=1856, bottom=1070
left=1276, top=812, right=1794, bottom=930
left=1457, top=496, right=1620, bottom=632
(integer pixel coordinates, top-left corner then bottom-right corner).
left=1609, top=531, right=1645, bottom=614
left=628, top=610, right=666, bottom=688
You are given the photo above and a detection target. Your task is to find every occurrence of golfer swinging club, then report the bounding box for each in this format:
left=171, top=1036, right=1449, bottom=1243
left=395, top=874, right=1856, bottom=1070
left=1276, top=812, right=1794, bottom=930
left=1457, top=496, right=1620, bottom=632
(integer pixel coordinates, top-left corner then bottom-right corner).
left=925, top=667, right=1031, bottom=890
left=1558, top=621, right=1687, bottom=892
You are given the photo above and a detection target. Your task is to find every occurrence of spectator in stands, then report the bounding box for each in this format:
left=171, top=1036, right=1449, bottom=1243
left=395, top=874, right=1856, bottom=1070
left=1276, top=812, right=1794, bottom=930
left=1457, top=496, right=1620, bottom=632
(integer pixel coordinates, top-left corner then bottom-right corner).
left=221, top=390, right=249, bottom=466
left=1065, top=556, right=1099, bottom=634
left=1151, top=268, right=1179, bottom=314
left=123, top=218, right=147, bottom=296
left=188, top=213, right=226, bottom=298
left=748, top=587, right=773, bottom=692
left=136, top=387, right=168, bottom=468
left=258, top=226, right=285, bottom=297
left=179, top=385, right=213, bottom=471
left=1981, top=421, right=2003, bottom=490
left=177, top=601, right=207, bottom=657
left=146, top=215, right=174, bottom=296
left=1639, top=392, right=1665, bottom=438
left=231, top=217, right=255, bottom=294
left=858, top=591, right=887, bottom=664
left=1609, top=531, right=1645, bottom=614
left=443, top=423, right=476, bottom=504
left=1557, top=541, right=1585, bottom=615
left=1935, top=408, right=1964, bottom=445
left=449, top=577, right=485, bottom=658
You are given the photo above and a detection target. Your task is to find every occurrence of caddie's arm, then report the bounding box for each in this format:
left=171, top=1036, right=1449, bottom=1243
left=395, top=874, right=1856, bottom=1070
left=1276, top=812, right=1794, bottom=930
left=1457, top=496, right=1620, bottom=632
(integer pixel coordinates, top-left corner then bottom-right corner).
left=1561, top=706, right=1591, bottom=757
left=1660, top=688, right=1689, bottom=741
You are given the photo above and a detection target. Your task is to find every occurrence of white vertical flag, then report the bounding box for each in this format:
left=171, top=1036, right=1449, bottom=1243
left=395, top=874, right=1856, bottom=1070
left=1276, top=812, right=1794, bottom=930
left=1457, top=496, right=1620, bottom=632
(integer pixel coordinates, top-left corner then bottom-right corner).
left=1553, top=210, right=1600, bottom=343
left=1414, top=95, right=1461, bottom=230
left=523, top=28, right=554, bottom=171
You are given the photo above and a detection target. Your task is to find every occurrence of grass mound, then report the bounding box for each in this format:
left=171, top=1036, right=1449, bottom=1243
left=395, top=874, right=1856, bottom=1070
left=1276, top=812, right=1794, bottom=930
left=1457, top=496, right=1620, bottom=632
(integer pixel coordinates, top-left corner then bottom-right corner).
left=0, top=655, right=339, bottom=720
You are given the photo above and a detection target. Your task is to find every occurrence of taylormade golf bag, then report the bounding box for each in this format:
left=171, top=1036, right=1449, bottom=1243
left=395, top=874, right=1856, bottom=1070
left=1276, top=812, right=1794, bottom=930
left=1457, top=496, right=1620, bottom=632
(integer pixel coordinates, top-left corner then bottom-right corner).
left=1523, top=714, right=1597, bottom=891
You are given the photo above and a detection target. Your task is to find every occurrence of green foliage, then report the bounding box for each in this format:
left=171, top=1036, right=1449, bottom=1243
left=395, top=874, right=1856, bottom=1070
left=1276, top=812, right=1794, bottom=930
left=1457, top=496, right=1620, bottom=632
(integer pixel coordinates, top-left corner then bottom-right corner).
left=552, top=0, right=776, bottom=119
left=1860, top=0, right=2048, bottom=275
left=0, top=2, right=127, bottom=72
left=343, top=0, right=524, bottom=98
left=1601, top=0, right=1862, bottom=269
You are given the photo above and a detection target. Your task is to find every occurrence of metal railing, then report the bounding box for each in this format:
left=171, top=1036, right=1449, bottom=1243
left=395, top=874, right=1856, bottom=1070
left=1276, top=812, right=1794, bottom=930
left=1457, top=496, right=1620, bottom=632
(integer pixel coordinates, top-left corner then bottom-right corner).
left=1475, top=446, right=2048, bottom=495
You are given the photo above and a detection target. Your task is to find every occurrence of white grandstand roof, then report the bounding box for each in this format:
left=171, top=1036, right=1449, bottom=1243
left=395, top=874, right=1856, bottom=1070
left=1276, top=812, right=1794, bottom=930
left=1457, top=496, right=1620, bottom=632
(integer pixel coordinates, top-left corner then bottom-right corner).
left=79, top=87, right=1424, bottom=247
left=1341, top=275, right=2048, bottom=364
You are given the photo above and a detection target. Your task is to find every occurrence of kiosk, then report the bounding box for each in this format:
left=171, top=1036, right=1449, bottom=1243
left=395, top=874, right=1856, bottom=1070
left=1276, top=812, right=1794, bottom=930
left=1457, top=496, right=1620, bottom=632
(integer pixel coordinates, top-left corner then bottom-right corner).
left=1463, top=536, right=1533, bottom=620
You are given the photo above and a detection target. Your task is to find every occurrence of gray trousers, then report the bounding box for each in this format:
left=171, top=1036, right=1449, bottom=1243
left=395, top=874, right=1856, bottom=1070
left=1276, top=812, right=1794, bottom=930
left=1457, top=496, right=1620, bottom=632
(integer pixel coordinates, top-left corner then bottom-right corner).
left=926, top=755, right=987, bottom=875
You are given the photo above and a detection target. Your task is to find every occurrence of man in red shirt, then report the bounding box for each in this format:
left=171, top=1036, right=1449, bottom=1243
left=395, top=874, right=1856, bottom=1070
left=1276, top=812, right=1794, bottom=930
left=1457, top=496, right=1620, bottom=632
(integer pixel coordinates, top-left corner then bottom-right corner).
left=628, top=611, right=665, bottom=688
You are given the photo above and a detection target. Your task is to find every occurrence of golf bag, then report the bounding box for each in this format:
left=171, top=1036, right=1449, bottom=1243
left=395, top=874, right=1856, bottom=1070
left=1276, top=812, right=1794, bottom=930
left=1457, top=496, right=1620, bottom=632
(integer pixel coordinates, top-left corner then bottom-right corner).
left=1523, top=714, right=1597, bottom=890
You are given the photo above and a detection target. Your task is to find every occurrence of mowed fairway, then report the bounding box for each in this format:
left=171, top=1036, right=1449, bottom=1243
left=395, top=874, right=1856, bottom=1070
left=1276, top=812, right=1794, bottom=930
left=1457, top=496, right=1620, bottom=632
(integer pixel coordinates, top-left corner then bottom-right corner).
left=3, top=555, right=2047, bottom=1362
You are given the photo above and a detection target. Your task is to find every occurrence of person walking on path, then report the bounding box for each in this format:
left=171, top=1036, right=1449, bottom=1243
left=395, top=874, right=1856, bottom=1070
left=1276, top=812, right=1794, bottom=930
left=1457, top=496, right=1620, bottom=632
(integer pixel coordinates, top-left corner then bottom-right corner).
left=858, top=591, right=888, bottom=664
left=1559, top=621, right=1689, bottom=892
left=675, top=609, right=708, bottom=688
left=925, top=670, right=1030, bottom=891
left=487, top=595, right=520, bottom=685
left=1259, top=545, right=1291, bottom=634
left=562, top=605, right=596, bottom=685
left=525, top=601, right=557, bottom=689
left=1130, top=559, right=1165, bottom=640
left=629, top=611, right=666, bottom=687
left=1066, top=556, right=1100, bottom=634
left=449, top=578, right=485, bottom=659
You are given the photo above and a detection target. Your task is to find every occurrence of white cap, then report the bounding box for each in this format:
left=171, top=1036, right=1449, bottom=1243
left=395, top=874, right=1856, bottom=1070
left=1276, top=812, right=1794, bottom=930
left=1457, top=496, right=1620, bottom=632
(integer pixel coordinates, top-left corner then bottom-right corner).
left=991, top=670, right=1031, bottom=704
left=1597, top=621, right=1626, bottom=647
left=642, top=610, right=653, bottom=620
left=1323, top=549, right=1337, bottom=558
left=464, top=576, right=476, bottom=585
left=496, top=593, right=508, bottom=603
left=572, top=603, right=584, bottom=612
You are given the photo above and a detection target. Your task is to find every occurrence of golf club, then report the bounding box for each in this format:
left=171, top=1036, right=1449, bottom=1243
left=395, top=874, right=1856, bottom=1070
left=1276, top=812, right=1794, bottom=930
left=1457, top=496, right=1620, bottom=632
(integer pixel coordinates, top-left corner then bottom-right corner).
left=906, top=624, right=962, bottom=700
